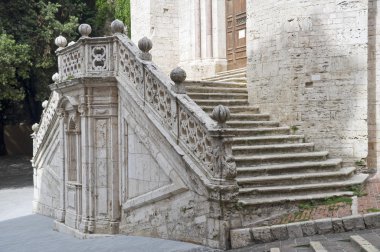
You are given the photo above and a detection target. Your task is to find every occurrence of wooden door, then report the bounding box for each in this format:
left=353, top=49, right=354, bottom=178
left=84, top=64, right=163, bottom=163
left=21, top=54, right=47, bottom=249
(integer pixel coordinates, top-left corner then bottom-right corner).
left=226, top=0, right=247, bottom=70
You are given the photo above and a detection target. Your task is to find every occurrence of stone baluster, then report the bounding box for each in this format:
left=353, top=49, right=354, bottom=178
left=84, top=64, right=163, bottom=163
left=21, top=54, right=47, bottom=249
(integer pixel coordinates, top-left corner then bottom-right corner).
left=211, top=105, right=236, bottom=179
left=170, top=67, right=187, bottom=94
left=138, top=37, right=153, bottom=61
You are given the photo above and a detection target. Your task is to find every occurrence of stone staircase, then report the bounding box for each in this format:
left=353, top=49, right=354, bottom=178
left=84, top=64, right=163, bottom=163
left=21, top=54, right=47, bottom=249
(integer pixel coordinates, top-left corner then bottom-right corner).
left=185, top=68, right=368, bottom=206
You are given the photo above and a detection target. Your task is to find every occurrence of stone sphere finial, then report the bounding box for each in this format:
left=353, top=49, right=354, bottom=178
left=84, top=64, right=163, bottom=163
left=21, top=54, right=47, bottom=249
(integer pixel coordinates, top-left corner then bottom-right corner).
left=55, top=35, right=67, bottom=50
left=211, top=105, right=230, bottom=125
left=78, top=24, right=92, bottom=37
left=170, top=67, right=187, bottom=94
left=138, top=37, right=153, bottom=61
left=52, top=73, right=59, bottom=83
left=111, top=19, right=125, bottom=34
left=32, top=123, right=39, bottom=132
left=170, top=67, right=187, bottom=83
left=42, top=100, right=48, bottom=109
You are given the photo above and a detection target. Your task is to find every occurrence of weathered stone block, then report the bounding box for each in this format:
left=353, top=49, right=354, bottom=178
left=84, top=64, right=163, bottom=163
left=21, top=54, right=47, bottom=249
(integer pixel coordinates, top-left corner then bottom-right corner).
left=270, top=224, right=289, bottom=241
left=300, top=221, right=317, bottom=236
left=287, top=223, right=303, bottom=238
left=315, top=218, right=333, bottom=234
left=230, top=228, right=252, bottom=249
left=252, top=226, right=274, bottom=243
left=332, top=218, right=345, bottom=233
left=363, top=213, right=380, bottom=228
left=342, top=215, right=365, bottom=231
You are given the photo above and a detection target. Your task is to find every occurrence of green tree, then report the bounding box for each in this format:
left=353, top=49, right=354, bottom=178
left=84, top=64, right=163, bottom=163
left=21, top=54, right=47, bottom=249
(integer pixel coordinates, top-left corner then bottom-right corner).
left=0, top=0, right=80, bottom=155
left=95, top=0, right=131, bottom=36
left=0, top=34, right=31, bottom=155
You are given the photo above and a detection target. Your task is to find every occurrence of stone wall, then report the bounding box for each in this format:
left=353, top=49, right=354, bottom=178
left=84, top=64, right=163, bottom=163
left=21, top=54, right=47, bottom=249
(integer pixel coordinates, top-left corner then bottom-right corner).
left=368, top=0, right=380, bottom=170
left=247, top=0, right=369, bottom=164
left=131, top=0, right=227, bottom=79
left=131, top=0, right=179, bottom=75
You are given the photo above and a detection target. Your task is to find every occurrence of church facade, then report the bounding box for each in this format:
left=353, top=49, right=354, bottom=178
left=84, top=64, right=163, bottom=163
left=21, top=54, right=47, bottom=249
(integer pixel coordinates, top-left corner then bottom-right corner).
left=131, top=0, right=379, bottom=172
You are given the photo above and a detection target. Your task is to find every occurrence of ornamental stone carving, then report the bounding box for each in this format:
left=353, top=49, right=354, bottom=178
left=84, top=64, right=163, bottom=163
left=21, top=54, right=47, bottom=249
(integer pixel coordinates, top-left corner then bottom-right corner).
left=55, top=35, right=67, bottom=50
left=32, top=123, right=39, bottom=132
left=211, top=105, right=230, bottom=126
left=78, top=24, right=91, bottom=37
left=138, top=37, right=152, bottom=61
left=42, top=100, right=48, bottom=109
left=111, top=19, right=125, bottom=34
left=52, top=73, right=59, bottom=83
left=170, top=67, right=187, bottom=94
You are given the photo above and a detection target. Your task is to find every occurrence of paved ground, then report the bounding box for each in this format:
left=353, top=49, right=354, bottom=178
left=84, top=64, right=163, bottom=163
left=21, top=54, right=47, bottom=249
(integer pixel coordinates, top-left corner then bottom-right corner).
left=0, top=156, right=213, bottom=252
left=2, top=155, right=380, bottom=251
left=233, top=228, right=380, bottom=252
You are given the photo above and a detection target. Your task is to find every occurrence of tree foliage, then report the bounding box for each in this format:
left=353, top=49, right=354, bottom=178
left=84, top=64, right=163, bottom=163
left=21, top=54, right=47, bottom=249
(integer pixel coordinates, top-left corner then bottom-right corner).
left=0, top=0, right=131, bottom=155
left=95, top=0, right=131, bottom=36
left=0, top=34, right=31, bottom=107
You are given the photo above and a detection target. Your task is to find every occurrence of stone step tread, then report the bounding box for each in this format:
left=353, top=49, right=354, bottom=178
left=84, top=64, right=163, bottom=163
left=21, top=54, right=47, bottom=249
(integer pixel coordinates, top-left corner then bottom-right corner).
left=232, top=142, right=314, bottom=151
left=230, top=113, right=270, bottom=118
left=185, top=87, right=248, bottom=93
left=201, top=105, right=259, bottom=112
left=184, top=80, right=247, bottom=88
left=234, top=151, right=329, bottom=161
left=309, top=241, right=328, bottom=252
left=203, top=72, right=246, bottom=81
left=239, top=191, right=355, bottom=205
left=188, top=92, right=248, bottom=97
left=236, top=167, right=355, bottom=184
left=231, top=134, right=305, bottom=142
left=227, top=122, right=279, bottom=128
left=237, top=158, right=342, bottom=172
left=214, top=77, right=247, bottom=82
left=350, top=235, right=380, bottom=252
left=225, top=126, right=290, bottom=133
left=193, top=98, right=248, bottom=102
left=239, top=173, right=368, bottom=193
left=214, top=67, right=246, bottom=76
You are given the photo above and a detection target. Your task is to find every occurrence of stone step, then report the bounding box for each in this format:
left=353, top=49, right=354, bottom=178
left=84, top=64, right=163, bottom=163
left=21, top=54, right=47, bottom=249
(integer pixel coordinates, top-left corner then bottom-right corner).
left=227, top=121, right=279, bottom=129
left=238, top=173, right=368, bottom=195
left=234, top=151, right=329, bottom=166
left=203, top=72, right=246, bottom=81
left=184, top=80, right=246, bottom=88
left=214, top=77, right=247, bottom=83
left=232, top=142, right=314, bottom=155
left=185, top=86, right=248, bottom=94
left=193, top=99, right=248, bottom=106
left=229, top=113, right=273, bottom=120
left=215, top=67, right=246, bottom=77
left=309, top=241, right=328, bottom=252
left=237, top=167, right=355, bottom=186
left=239, top=191, right=355, bottom=205
left=224, top=127, right=291, bottom=137
left=350, top=235, right=380, bottom=252
left=188, top=92, right=248, bottom=100
left=237, top=158, right=343, bottom=176
left=201, top=105, right=260, bottom=114
left=230, top=135, right=305, bottom=145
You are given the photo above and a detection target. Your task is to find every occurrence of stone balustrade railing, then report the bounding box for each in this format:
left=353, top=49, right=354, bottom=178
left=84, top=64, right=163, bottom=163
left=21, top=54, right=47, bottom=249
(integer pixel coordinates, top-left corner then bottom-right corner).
left=35, top=21, right=237, bottom=188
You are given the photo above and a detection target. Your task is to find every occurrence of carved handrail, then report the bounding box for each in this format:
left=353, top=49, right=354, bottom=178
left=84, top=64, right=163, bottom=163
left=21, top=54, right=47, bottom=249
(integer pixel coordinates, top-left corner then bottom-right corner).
left=115, top=34, right=236, bottom=181
left=36, top=24, right=237, bottom=186
left=32, top=91, right=60, bottom=155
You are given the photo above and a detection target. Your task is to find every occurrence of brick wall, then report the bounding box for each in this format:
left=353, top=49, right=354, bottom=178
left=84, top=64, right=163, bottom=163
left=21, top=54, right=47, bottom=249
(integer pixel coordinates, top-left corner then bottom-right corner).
left=247, top=0, right=369, bottom=164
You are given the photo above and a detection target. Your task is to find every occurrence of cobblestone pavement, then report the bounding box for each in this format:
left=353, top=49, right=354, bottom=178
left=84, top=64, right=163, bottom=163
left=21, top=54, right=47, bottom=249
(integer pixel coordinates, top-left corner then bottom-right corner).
left=231, top=228, right=380, bottom=252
